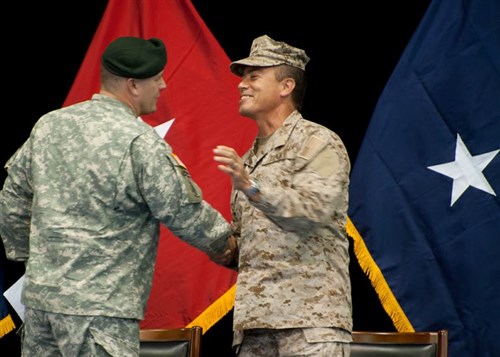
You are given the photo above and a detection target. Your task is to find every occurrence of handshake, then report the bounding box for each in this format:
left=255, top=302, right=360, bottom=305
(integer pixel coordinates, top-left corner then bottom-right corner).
left=209, top=235, right=238, bottom=269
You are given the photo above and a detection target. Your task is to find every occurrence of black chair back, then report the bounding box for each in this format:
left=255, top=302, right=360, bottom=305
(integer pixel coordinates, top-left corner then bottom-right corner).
left=139, top=326, right=202, bottom=357
left=350, top=330, right=448, bottom=357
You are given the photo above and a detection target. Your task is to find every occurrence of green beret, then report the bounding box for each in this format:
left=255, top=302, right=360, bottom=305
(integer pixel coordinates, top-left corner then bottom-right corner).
left=101, top=36, right=167, bottom=79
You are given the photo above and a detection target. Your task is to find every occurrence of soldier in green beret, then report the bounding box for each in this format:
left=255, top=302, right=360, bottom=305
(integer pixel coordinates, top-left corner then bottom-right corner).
left=214, top=34, right=353, bottom=356
left=0, top=36, right=236, bottom=356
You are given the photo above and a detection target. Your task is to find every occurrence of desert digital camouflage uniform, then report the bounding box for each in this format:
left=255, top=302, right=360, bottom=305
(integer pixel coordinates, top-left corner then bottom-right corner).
left=231, top=110, right=353, bottom=346
left=230, top=35, right=309, bottom=75
left=0, top=94, right=232, bottom=354
left=236, top=328, right=350, bottom=357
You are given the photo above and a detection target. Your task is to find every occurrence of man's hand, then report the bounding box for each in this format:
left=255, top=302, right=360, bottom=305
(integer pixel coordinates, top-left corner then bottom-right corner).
left=213, top=145, right=251, bottom=192
left=209, top=235, right=238, bottom=267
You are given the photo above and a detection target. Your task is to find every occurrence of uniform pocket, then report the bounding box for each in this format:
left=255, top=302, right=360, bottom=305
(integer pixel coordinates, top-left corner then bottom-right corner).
left=89, top=327, right=139, bottom=356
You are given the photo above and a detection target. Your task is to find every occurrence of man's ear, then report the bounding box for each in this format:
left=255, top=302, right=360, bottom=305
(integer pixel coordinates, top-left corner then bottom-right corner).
left=127, top=78, right=138, bottom=93
left=281, top=78, right=296, bottom=96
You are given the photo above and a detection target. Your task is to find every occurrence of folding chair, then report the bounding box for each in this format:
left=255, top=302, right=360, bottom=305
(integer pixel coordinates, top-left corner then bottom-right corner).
left=139, top=326, right=202, bottom=357
left=351, top=329, right=448, bottom=357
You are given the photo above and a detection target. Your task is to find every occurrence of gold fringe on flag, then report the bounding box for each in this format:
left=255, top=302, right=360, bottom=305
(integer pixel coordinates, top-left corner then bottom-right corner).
left=187, top=284, right=236, bottom=334
left=346, top=217, right=414, bottom=332
left=0, top=313, right=15, bottom=338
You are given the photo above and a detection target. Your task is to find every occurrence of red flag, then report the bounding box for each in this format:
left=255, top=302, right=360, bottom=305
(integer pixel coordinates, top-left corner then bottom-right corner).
left=64, top=0, right=256, bottom=332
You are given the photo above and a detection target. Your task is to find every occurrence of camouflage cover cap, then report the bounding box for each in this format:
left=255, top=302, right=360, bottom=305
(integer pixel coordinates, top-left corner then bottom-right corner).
left=101, top=36, right=167, bottom=79
left=230, top=35, right=310, bottom=76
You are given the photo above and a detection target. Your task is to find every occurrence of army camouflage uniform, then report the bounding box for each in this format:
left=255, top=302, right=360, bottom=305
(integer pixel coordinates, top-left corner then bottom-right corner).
left=0, top=94, right=232, bottom=356
left=231, top=110, right=353, bottom=354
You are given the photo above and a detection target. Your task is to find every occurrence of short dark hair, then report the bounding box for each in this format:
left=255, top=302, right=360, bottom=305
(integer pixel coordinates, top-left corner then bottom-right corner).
left=275, top=65, right=307, bottom=110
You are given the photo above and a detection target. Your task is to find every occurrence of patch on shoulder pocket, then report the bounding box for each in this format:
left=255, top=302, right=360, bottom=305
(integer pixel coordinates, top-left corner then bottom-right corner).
left=166, top=153, right=202, bottom=203
left=309, top=146, right=340, bottom=177
left=171, top=152, right=187, bottom=169
left=178, top=165, right=202, bottom=203
left=298, top=135, right=326, bottom=160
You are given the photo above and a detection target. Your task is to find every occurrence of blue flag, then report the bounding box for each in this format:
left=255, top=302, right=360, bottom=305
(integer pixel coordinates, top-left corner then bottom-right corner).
left=0, top=254, right=15, bottom=339
left=346, top=0, right=500, bottom=356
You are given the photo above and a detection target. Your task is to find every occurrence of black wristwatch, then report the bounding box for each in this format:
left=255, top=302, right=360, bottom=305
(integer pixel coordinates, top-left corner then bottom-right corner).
left=244, top=179, right=260, bottom=197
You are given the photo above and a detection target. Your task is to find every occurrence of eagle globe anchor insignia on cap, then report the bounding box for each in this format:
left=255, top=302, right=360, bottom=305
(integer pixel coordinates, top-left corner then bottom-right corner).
left=230, top=34, right=310, bottom=76
left=101, top=36, right=167, bottom=79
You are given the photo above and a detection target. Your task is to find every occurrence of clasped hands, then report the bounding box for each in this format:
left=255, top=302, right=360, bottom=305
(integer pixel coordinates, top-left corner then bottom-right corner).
left=209, top=235, right=238, bottom=267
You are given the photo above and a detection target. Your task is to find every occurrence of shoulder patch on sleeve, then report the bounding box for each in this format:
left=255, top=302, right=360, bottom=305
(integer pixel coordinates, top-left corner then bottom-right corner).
left=166, top=153, right=202, bottom=203
left=298, top=135, right=326, bottom=160
left=170, top=153, right=187, bottom=169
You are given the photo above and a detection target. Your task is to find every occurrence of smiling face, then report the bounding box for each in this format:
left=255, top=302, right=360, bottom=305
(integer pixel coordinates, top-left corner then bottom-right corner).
left=237, top=66, right=285, bottom=120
